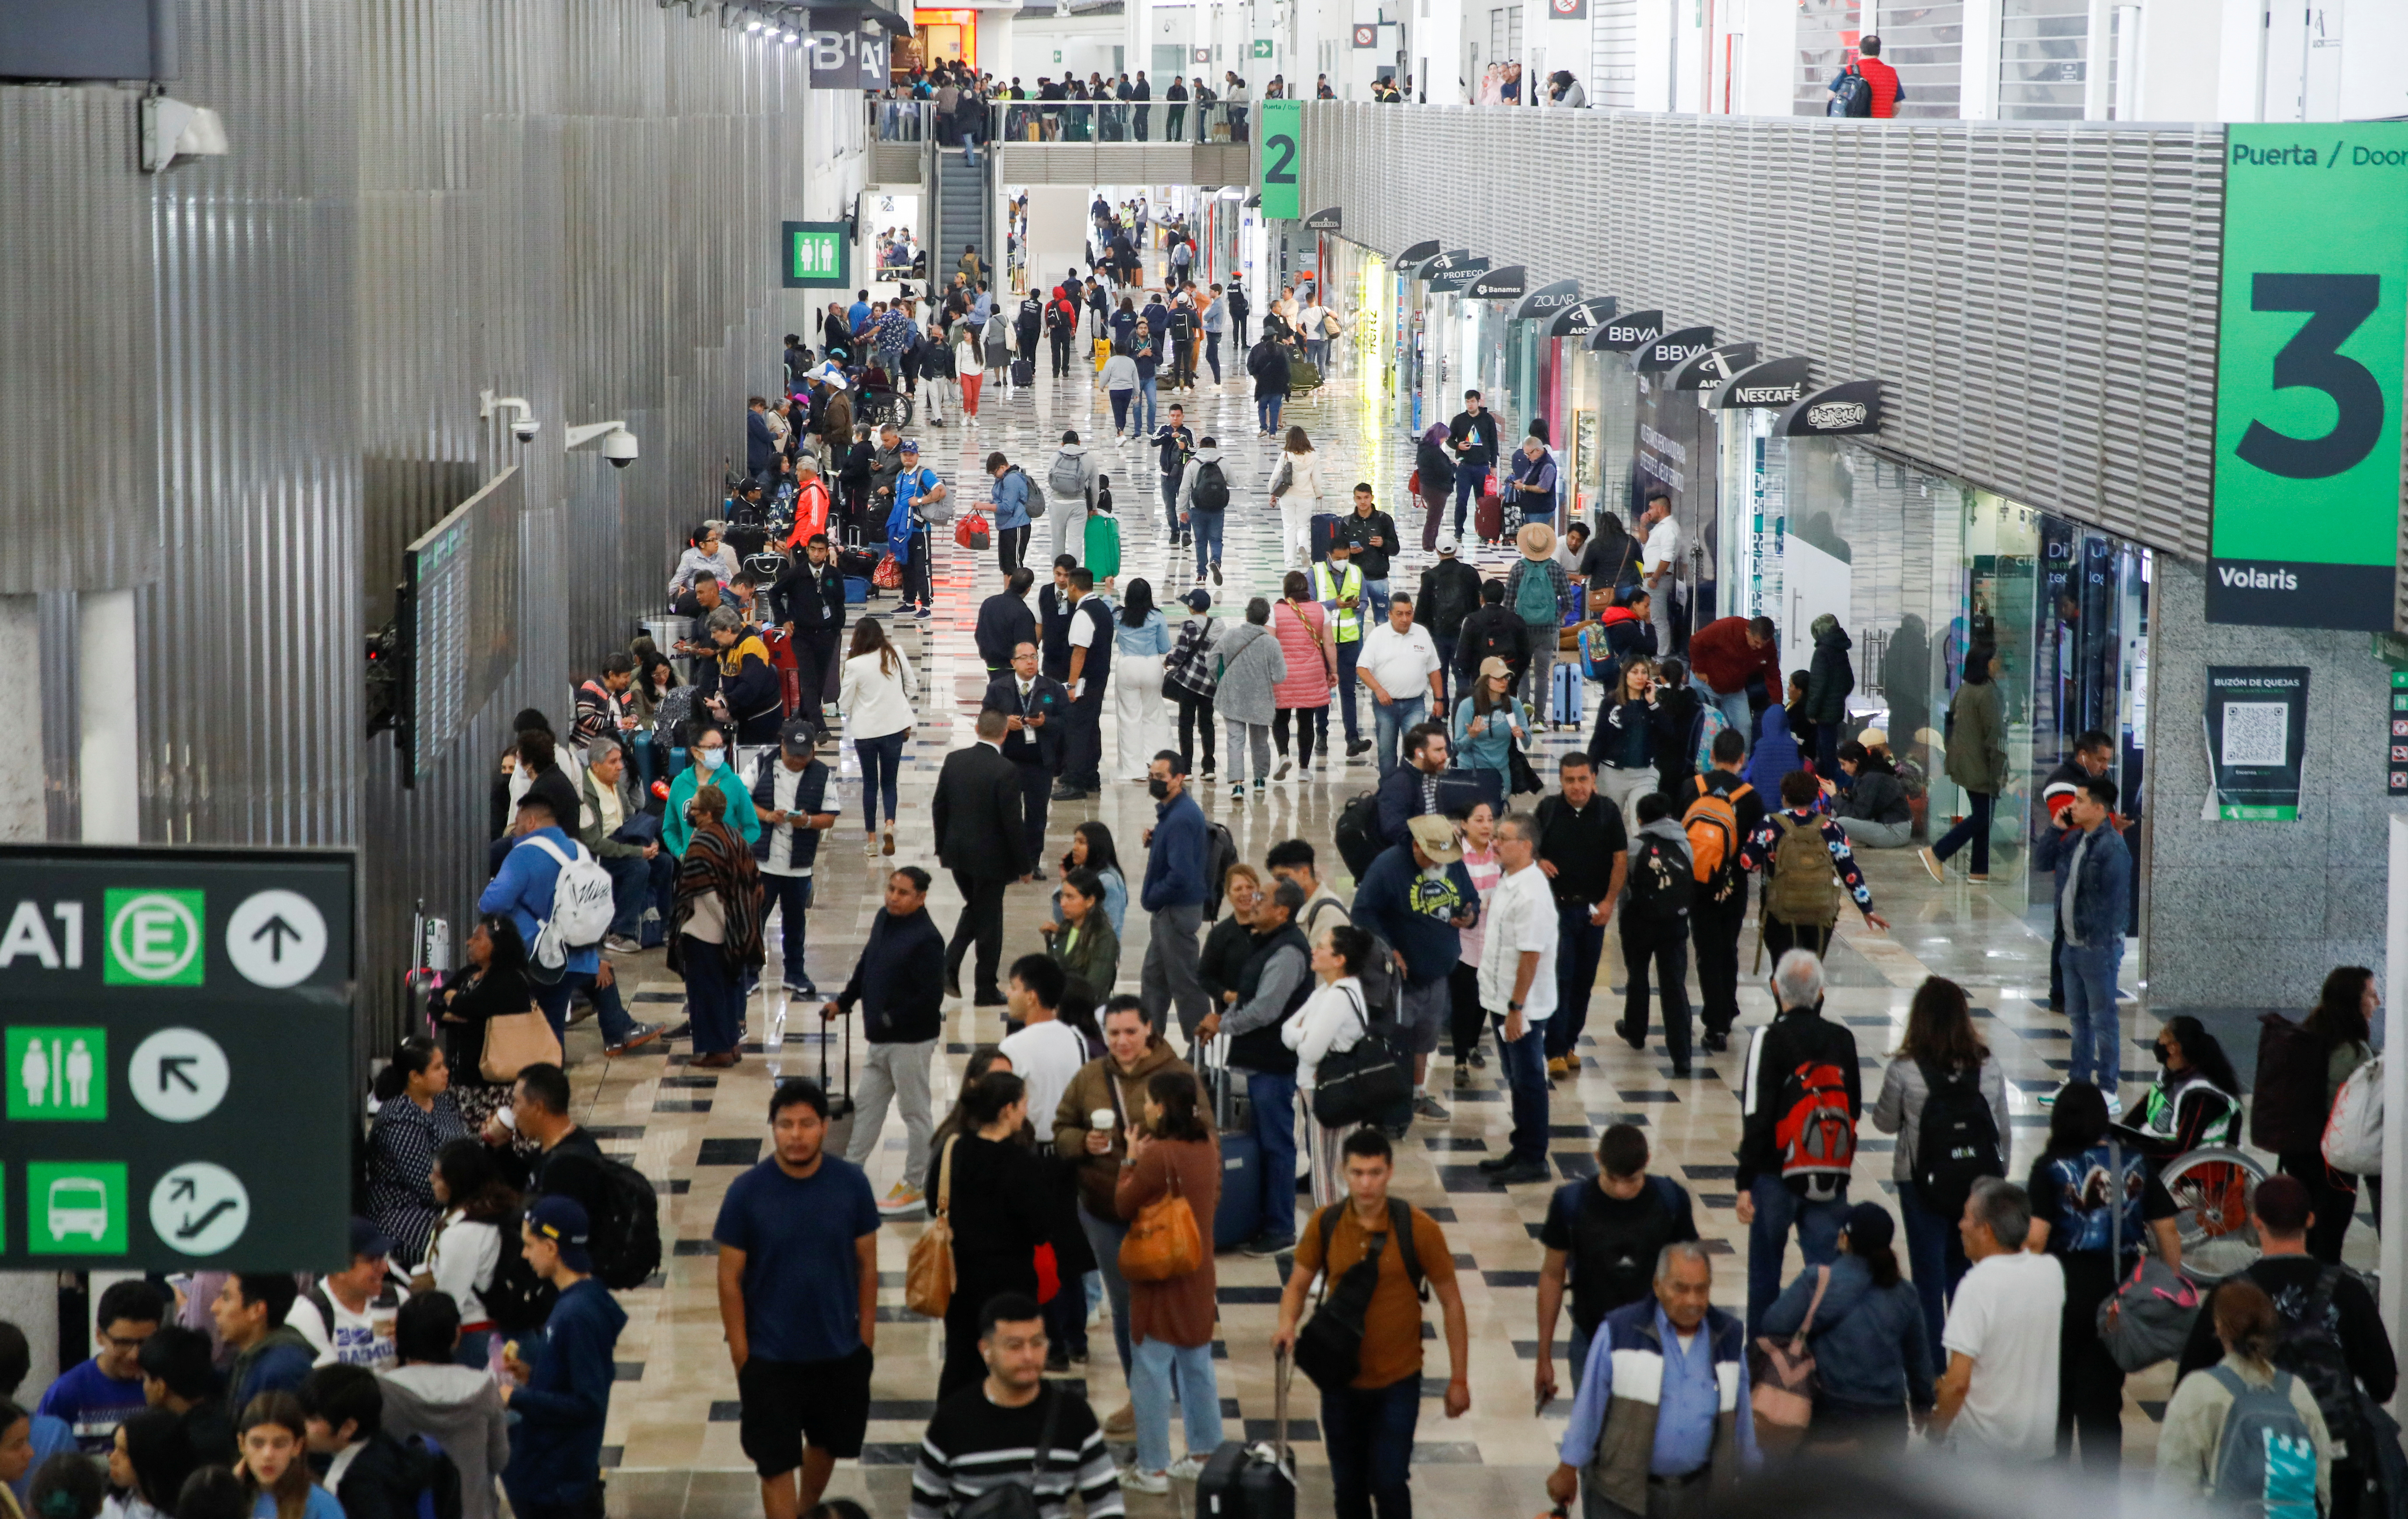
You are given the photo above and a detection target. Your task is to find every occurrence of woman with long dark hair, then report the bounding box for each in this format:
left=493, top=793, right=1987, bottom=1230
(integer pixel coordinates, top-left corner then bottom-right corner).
left=1112, top=579, right=1172, bottom=779
left=2025, top=1081, right=2181, bottom=1473
left=1869, top=975, right=2009, bottom=1354
left=429, top=914, right=531, bottom=1127
left=923, top=1072, right=1053, bottom=1397
left=366, top=1038, right=469, bottom=1269
left=1115, top=1069, right=1224, bottom=1491
left=2280, top=966, right=2379, bottom=1260
left=1413, top=424, right=1456, bottom=551
left=1922, top=646, right=2007, bottom=883
left=234, top=1394, right=338, bottom=1519
left=669, top=783, right=766, bottom=1068
left=1759, top=1202, right=1931, bottom=1450
left=1269, top=570, right=1333, bottom=777
left=2128, top=1014, right=2245, bottom=1161
left=1051, top=820, right=1128, bottom=935
left=411, top=1138, right=521, bottom=1368
left=103, top=1407, right=196, bottom=1519
left=838, top=616, right=919, bottom=856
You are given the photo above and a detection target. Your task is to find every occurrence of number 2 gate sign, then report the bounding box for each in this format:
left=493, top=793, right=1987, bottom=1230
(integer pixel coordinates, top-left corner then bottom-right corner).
left=2207, top=122, right=2408, bottom=630
left=0, top=847, right=354, bottom=1270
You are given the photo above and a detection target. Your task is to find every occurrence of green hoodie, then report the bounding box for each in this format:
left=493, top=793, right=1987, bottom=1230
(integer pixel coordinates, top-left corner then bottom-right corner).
left=230, top=1324, right=317, bottom=1409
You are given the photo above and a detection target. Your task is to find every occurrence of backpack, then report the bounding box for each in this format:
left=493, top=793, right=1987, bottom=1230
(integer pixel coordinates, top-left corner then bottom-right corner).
left=1682, top=778, right=1749, bottom=898
left=1624, top=832, right=1693, bottom=930
left=1828, top=64, right=1873, bottom=117
left=1773, top=1055, right=1856, bottom=1200
left=478, top=1207, right=558, bottom=1334
left=2322, top=1055, right=2383, bottom=1174
left=1764, top=814, right=1842, bottom=928
left=2268, top=1266, right=2366, bottom=1450
left=2253, top=1013, right=2332, bottom=1153
left=1578, top=624, right=1616, bottom=684
left=518, top=836, right=615, bottom=982
left=539, top=1150, right=665, bottom=1291
left=1047, top=450, right=1089, bottom=500
left=2204, top=1365, right=2322, bottom=1519
left=1691, top=703, right=1731, bottom=773
left=1190, top=459, right=1229, bottom=511
left=1202, top=822, right=1241, bottom=919
left=1309, top=984, right=1413, bottom=1129
left=1512, top=563, right=1559, bottom=626
left=1911, top=1058, right=2004, bottom=1224
left=402, top=1435, right=465, bottom=1519
left=1011, top=465, right=1048, bottom=520
left=1332, top=792, right=1384, bottom=878
left=1294, top=1198, right=1426, bottom=1392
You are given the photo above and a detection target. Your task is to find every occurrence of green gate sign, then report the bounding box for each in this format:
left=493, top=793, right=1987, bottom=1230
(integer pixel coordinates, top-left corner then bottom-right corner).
left=2207, top=123, right=2408, bottom=629
left=781, top=221, right=851, bottom=290
left=1258, top=98, right=1302, bottom=221
left=0, top=847, right=355, bottom=1269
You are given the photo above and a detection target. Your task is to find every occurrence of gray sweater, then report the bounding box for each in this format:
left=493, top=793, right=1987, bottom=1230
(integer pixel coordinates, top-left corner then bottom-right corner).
left=1212, top=620, right=1288, bottom=725
left=1869, top=1054, right=2011, bottom=1182
left=379, top=1363, right=511, bottom=1519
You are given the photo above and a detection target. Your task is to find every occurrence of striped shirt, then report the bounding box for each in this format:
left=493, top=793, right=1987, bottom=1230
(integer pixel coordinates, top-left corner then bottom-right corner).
left=908, top=1386, right=1125, bottom=1519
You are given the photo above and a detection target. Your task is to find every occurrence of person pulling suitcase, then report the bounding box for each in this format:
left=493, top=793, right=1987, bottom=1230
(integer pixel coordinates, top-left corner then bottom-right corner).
left=820, top=865, right=946, bottom=1216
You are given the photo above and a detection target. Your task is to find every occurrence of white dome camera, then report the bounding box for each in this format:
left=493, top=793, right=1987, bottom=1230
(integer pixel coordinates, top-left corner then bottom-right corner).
left=512, top=416, right=542, bottom=443
left=602, top=429, right=639, bottom=469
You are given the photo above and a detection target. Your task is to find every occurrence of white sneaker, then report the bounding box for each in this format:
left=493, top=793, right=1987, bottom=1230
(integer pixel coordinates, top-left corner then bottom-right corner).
left=1168, top=1456, right=1208, bottom=1483
left=1120, top=1468, right=1170, bottom=1496
left=2103, top=1092, right=2125, bottom=1118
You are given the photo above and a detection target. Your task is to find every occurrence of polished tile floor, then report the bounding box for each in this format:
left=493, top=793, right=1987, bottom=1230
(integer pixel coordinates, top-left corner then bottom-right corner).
left=553, top=312, right=2335, bottom=1518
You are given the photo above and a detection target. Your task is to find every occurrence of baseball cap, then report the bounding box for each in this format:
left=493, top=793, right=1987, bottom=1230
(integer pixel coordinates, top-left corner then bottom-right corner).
left=349, top=1217, right=395, bottom=1263
left=780, top=716, right=819, bottom=754
left=1406, top=814, right=1462, bottom=864
left=1478, top=655, right=1511, bottom=680
left=899, top=439, right=920, bottom=455
left=1841, top=1201, right=1894, bottom=1254
left=1858, top=727, right=1888, bottom=748
left=525, top=1195, right=595, bottom=1273
left=1435, top=535, right=1459, bottom=556
left=1185, top=589, right=1213, bottom=611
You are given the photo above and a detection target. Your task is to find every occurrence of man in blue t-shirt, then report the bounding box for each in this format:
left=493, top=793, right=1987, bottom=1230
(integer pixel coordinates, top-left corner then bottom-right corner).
left=714, top=1079, right=881, bottom=1519
left=38, top=1279, right=165, bottom=1452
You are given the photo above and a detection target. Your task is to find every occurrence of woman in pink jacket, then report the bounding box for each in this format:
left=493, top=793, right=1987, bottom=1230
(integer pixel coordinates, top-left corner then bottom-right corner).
left=1269, top=569, right=1333, bottom=779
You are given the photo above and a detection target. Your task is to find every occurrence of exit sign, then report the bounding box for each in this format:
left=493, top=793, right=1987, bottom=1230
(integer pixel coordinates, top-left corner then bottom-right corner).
left=781, top=221, right=849, bottom=288
left=1250, top=38, right=1274, bottom=57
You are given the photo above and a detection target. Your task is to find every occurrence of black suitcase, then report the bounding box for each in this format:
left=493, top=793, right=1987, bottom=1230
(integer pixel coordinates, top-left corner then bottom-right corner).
left=1197, top=1350, right=1296, bottom=1519
left=1010, top=356, right=1035, bottom=387
left=818, top=1009, right=856, bottom=1156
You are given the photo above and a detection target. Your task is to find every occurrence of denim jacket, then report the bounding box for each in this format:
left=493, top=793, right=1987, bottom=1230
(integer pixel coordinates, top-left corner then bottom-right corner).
left=1760, top=1254, right=1936, bottom=1406
left=2031, top=818, right=2130, bottom=949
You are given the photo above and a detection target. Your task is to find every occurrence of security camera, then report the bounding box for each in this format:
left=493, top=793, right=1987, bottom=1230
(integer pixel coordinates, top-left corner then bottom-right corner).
left=480, top=391, right=539, bottom=443
left=602, top=429, right=639, bottom=468
left=512, top=417, right=542, bottom=443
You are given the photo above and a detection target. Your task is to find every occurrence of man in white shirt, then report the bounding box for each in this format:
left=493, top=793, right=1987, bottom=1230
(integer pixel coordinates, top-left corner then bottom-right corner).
left=754, top=718, right=840, bottom=998
left=1477, top=814, right=1559, bottom=1187
left=996, top=954, right=1089, bottom=1131
left=1639, top=491, right=1681, bottom=657
left=1356, top=594, right=1445, bottom=779
left=292, top=1220, right=408, bottom=1371
left=1934, top=1177, right=2064, bottom=1459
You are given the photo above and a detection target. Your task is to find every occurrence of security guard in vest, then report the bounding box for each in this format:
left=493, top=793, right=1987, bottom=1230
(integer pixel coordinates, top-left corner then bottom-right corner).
left=1313, top=536, right=1373, bottom=761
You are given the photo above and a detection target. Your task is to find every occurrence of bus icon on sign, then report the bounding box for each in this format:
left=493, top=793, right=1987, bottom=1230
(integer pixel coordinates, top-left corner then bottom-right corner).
left=46, top=1178, right=109, bottom=1241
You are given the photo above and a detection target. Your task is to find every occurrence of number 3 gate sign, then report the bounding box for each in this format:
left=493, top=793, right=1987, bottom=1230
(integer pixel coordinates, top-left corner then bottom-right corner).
left=0, top=847, right=354, bottom=1270
left=1258, top=98, right=1301, bottom=221
left=2207, top=123, right=2408, bottom=630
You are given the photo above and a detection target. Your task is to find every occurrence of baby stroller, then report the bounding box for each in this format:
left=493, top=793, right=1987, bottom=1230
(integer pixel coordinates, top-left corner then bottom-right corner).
left=853, top=362, right=914, bottom=429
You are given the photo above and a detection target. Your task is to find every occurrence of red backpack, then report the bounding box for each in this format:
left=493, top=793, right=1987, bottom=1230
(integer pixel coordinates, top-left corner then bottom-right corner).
left=1773, top=1059, right=1856, bottom=1200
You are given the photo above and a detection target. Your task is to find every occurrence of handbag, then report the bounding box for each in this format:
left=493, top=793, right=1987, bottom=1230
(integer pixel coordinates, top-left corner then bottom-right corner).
left=2095, top=1139, right=2201, bottom=1371
left=1507, top=731, right=1545, bottom=795
left=954, top=509, right=993, bottom=551
left=905, top=1135, right=958, bottom=1316
left=1120, top=1165, right=1205, bottom=1283
left=1309, top=988, right=1413, bottom=1128
left=1747, top=1263, right=1828, bottom=1455
left=872, top=553, right=904, bottom=590
left=955, top=1386, right=1061, bottom=1519
left=479, top=1006, right=563, bottom=1084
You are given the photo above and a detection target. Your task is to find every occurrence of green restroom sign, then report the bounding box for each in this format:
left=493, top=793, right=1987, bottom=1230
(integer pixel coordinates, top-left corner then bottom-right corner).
left=1258, top=98, right=1302, bottom=222
left=2207, top=123, right=2408, bottom=630
left=782, top=222, right=850, bottom=289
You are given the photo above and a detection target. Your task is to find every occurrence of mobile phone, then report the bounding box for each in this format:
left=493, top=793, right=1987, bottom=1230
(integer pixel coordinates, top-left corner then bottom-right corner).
left=1534, top=1389, right=1554, bottom=1416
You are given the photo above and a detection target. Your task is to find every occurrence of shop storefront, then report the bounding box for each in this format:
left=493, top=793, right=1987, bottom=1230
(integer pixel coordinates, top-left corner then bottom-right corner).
left=1392, top=241, right=1441, bottom=439
left=1319, top=230, right=1392, bottom=393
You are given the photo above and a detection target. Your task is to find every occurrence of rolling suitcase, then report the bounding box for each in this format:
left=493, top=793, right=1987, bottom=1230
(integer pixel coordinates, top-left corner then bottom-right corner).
left=1552, top=660, right=1585, bottom=728
left=1474, top=486, right=1504, bottom=544
left=1205, top=1036, right=1262, bottom=1251
left=762, top=627, right=803, bottom=716
left=819, top=1010, right=856, bottom=1157
left=1308, top=513, right=1343, bottom=563
left=1197, top=1350, right=1297, bottom=1519
left=1011, top=356, right=1036, bottom=387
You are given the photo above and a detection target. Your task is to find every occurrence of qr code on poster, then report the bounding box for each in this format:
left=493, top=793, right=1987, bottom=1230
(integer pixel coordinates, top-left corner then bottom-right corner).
left=2222, top=701, right=2288, bottom=767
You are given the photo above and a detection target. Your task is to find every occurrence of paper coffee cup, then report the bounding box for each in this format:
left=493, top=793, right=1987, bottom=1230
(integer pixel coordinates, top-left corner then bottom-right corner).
left=1091, top=1107, right=1117, bottom=1132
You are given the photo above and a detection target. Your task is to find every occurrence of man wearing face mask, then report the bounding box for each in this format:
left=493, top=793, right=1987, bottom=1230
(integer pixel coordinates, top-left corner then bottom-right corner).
left=1137, top=752, right=1211, bottom=1039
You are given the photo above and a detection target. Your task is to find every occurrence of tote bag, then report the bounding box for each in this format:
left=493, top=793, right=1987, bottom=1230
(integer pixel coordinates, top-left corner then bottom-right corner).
left=905, top=1136, right=959, bottom=1316
left=1119, top=1165, right=1205, bottom=1283
left=480, top=1007, right=563, bottom=1083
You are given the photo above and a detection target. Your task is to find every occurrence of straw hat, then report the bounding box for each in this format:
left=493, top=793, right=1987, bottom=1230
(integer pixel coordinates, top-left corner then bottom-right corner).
left=1517, top=522, right=1555, bottom=560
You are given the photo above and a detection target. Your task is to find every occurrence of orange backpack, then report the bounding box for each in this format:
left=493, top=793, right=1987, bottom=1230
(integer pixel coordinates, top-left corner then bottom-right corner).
left=1683, top=776, right=1750, bottom=898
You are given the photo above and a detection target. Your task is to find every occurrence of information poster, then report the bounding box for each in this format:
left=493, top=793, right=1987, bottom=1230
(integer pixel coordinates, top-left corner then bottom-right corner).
left=2202, top=665, right=2310, bottom=820
left=2207, top=123, right=2408, bottom=629
left=1257, top=99, right=1301, bottom=221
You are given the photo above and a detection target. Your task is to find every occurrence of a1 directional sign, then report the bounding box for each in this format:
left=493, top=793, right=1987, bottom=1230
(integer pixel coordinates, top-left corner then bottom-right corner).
left=0, top=847, right=353, bottom=1269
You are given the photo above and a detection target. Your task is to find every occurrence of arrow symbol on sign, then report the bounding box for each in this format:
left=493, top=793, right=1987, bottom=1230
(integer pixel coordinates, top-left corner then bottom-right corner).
left=178, top=1200, right=239, bottom=1239
left=169, top=1177, right=198, bottom=1202
left=252, top=916, right=303, bottom=961
left=159, top=1056, right=201, bottom=1094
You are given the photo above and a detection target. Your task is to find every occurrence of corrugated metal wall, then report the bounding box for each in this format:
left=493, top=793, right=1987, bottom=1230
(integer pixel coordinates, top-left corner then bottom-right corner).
left=1300, top=104, right=2225, bottom=559
left=1, top=0, right=848, bottom=1050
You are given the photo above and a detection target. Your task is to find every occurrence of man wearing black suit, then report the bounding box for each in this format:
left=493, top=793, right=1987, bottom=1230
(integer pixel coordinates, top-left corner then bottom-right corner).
left=975, top=567, right=1040, bottom=679
left=932, top=708, right=1032, bottom=1006
left=771, top=533, right=848, bottom=724
left=1036, top=554, right=1079, bottom=682
left=982, top=640, right=1071, bottom=873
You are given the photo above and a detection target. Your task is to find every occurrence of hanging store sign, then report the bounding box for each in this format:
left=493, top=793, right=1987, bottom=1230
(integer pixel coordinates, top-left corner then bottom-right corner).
left=1304, top=207, right=1343, bottom=231
left=1511, top=279, right=1582, bottom=322
left=1468, top=265, right=1529, bottom=300
left=1636, top=325, right=1717, bottom=373
left=1672, top=341, right=1760, bottom=390
left=1257, top=98, right=1302, bottom=219
left=782, top=221, right=852, bottom=288
left=1396, top=239, right=1443, bottom=275
left=1549, top=295, right=1616, bottom=339
left=808, top=23, right=889, bottom=88
left=1588, top=309, right=1662, bottom=352
left=1714, top=356, right=1813, bottom=408
left=2204, top=665, right=2310, bottom=820
left=1778, top=380, right=1884, bottom=436
left=1424, top=254, right=1492, bottom=292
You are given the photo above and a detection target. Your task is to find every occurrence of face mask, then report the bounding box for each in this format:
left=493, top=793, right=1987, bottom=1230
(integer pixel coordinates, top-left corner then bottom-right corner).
left=700, top=749, right=725, bottom=772
left=1147, top=777, right=1171, bottom=800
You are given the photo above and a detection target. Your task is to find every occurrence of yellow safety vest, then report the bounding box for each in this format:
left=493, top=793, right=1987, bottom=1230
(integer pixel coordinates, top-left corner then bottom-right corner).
left=1313, top=563, right=1364, bottom=643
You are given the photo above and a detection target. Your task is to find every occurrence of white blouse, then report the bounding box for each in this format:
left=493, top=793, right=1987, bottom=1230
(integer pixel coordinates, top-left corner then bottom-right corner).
left=1283, top=975, right=1367, bottom=1091
left=838, top=647, right=920, bottom=739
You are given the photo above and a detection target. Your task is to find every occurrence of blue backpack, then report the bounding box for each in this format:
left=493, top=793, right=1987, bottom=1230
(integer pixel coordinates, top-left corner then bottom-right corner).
left=1828, top=65, right=1873, bottom=116
left=2205, top=1366, right=2320, bottom=1519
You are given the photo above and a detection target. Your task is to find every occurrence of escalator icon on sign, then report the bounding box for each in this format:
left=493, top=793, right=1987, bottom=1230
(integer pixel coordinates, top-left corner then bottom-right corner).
left=148, top=1163, right=250, bottom=1256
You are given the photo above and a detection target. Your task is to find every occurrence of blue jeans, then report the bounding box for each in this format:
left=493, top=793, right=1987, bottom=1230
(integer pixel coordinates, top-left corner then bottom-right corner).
left=1932, top=789, right=1996, bottom=874
left=1137, top=373, right=1159, bottom=433
left=1257, top=392, right=1284, bottom=434
left=855, top=730, right=906, bottom=830
left=1333, top=640, right=1362, bottom=743
left=1110, top=388, right=1134, bottom=431
left=1244, top=1070, right=1299, bottom=1245
left=1546, top=903, right=1605, bottom=1060
left=1160, top=473, right=1183, bottom=534
left=1746, top=1175, right=1848, bottom=1336
left=1432, top=635, right=1456, bottom=710
left=1320, top=1374, right=1421, bottom=1519
left=1693, top=676, right=1752, bottom=753
left=532, top=969, right=640, bottom=1052
left=601, top=853, right=669, bottom=939
left=1370, top=697, right=1426, bottom=778
left=1192, top=508, right=1225, bottom=572
left=765, top=873, right=815, bottom=993
left=1131, top=1336, right=1222, bottom=1472
left=2063, top=939, right=2124, bottom=1098
left=680, top=933, right=747, bottom=1055
left=1452, top=464, right=1489, bottom=536
left=1896, top=1179, right=1967, bottom=1379
left=1078, top=1208, right=1134, bottom=1376
left=1360, top=577, right=1391, bottom=626
left=1493, top=1015, right=1549, bottom=1164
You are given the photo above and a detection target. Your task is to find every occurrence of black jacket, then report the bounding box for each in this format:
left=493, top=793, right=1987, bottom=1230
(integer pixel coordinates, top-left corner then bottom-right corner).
left=1338, top=508, right=1400, bottom=580
left=1448, top=408, right=1502, bottom=470
left=1414, top=558, right=1482, bottom=640
left=332, top=1432, right=447, bottom=1519
left=1246, top=339, right=1290, bottom=398
left=975, top=591, right=1039, bottom=671
left=982, top=671, right=1071, bottom=771
left=932, top=741, right=1031, bottom=879
left=1038, top=583, right=1077, bottom=680
left=836, top=906, right=947, bottom=1044
left=1454, top=603, right=1531, bottom=676
left=1415, top=436, right=1457, bottom=497
left=771, top=556, right=846, bottom=636
left=1736, top=1006, right=1862, bottom=1191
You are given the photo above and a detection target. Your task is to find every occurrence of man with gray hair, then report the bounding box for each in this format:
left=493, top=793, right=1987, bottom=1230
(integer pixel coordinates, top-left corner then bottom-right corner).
left=1209, top=877, right=1314, bottom=1257
left=1933, top=1178, right=2063, bottom=1458
left=1547, top=1237, right=1757, bottom=1517
left=579, top=733, right=670, bottom=960
left=1731, top=949, right=1860, bottom=1334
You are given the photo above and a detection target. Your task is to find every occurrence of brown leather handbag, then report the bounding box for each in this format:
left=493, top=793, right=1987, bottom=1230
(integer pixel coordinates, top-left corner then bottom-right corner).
left=905, top=1135, right=958, bottom=1316
left=1118, top=1158, right=1204, bottom=1283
